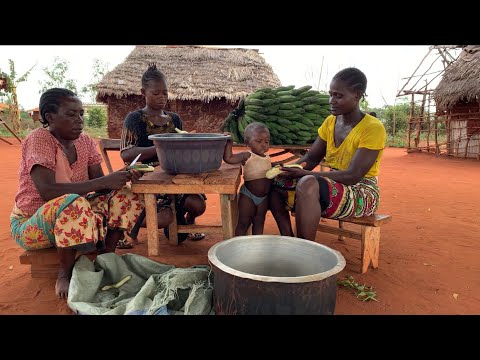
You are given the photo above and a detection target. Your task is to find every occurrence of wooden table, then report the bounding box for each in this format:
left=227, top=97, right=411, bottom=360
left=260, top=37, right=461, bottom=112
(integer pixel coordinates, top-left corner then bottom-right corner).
left=131, top=163, right=241, bottom=256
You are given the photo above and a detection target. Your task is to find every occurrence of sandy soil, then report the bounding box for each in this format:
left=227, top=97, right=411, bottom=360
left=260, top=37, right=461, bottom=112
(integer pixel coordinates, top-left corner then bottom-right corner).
left=0, top=140, right=479, bottom=315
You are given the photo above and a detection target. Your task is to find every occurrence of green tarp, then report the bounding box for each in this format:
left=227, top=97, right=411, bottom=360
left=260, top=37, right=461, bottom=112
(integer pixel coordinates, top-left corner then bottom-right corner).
left=67, top=253, right=214, bottom=315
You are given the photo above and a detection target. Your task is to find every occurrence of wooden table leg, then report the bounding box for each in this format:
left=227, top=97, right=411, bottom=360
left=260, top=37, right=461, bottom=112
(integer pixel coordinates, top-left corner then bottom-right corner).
left=220, top=194, right=236, bottom=239
left=144, top=193, right=159, bottom=256
left=338, top=221, right=346, bottom=241
left=168, top=195, right=179, bottom=245
left=231, top=193, right=238, bottom=230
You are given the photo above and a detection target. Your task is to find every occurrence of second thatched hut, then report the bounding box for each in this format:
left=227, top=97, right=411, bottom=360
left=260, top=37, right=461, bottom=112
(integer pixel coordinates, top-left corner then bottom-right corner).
left=96, top=45, right=281, bottom=138
left=433, top=45, right=480, bottom=158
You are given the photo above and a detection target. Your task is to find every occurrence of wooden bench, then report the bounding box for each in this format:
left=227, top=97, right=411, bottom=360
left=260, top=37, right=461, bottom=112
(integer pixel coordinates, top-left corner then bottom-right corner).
left=316, top=214, right=392, bottom=273
left=19, top=248, right=59, bottom=279
left=98, top=138, right=121, bottom=174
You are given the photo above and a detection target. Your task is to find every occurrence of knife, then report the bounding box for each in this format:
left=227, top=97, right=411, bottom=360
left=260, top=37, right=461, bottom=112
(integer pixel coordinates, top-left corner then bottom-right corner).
left=129, top=153, right=142, bottom=168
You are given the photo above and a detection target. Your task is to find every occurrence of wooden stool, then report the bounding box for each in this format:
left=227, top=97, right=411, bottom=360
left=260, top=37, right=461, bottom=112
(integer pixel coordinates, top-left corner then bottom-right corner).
left=19, top=248, right=59, bottom=279
left=317, top=214, right=392, bottom=273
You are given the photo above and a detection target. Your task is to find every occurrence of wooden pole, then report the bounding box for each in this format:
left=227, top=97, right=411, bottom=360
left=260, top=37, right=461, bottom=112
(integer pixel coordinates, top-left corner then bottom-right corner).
left=392, top=87, right=397, bottom=137
left=434, top=115, right=439, bottom=155
left=414, top=87, right=427, bottom=149
left=9, top=85, right=21, bottom=136
left=446, top=110, right=451, bottom=155
left=397, top=48, right=432, bottom=97
left=0, top=117, right=22, bottom=143
left=426, top=92, right=431, bottom=152
left=407, top=94, right=414, bottom=149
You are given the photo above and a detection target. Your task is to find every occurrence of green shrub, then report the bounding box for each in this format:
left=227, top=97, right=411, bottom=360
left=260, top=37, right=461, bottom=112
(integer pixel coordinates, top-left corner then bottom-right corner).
left=85, top=107, right=106, bottom=128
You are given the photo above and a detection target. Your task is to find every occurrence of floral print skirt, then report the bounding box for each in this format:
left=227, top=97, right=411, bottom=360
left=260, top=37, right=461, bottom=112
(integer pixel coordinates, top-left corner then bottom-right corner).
left=10, top=186, right=144, bottom=252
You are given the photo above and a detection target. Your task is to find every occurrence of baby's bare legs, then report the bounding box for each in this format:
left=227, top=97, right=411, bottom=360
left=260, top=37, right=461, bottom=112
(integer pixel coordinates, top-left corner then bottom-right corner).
left=251, top=198, right=269, bottom=235
left=269, top=187, right=294, bottom=236
left=235, top=193, right=256, bottom=236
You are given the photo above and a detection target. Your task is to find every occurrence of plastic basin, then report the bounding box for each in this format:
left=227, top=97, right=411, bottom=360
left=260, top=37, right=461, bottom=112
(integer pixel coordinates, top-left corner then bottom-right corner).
left=148, top=133, right=231, bottom=174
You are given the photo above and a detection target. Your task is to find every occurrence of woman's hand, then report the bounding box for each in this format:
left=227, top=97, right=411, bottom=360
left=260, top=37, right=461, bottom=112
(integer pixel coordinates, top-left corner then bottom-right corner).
left=280, top=162, right=308, bottom=179
left=127, top=168, right=143, bottom=181
left=101, top=169, right=141, bottom=190
left=120, top=165, right=143, bottom=181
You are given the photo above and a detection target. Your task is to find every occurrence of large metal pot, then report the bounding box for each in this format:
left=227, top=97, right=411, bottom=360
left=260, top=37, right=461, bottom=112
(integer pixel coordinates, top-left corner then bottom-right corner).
left=208, top=235, right=346, bottom=315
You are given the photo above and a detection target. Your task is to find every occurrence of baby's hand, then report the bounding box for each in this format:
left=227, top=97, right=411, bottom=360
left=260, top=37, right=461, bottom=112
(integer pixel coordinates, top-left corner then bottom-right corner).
left=224, top=132, right=233, bottom=142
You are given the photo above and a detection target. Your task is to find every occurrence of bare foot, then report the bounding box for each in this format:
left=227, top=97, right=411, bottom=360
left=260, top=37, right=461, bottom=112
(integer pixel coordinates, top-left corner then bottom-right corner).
left=125, top=232, right=140, bottom=245
left=55, top=276, right=70, bottom=299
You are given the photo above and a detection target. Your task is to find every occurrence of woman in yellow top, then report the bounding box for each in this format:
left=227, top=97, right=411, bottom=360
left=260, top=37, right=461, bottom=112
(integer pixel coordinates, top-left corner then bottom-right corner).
left=270, top=67, right=387, bottom=241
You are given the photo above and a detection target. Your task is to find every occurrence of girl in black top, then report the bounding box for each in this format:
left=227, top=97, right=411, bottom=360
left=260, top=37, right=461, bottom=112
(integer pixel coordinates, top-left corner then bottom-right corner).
left=119, top=63, right=207, bottom=247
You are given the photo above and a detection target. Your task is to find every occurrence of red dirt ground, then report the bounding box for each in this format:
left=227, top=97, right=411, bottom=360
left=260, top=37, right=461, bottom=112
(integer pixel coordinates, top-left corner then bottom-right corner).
left=0, top=140, right=479, bottom=315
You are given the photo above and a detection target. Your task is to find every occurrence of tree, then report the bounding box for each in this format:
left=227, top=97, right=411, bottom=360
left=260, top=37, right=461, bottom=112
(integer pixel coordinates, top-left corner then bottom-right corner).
left=39, top=57, right=78, bottom=94
left=304, top=57, right=330, bottom=92
left=0, top=60, right=35, bottom=135
left=84, top=106, right=107, bottom=128
left=381, top=101, right=415, bottom=135
left=360, top=98, right=369, bottom=112
left=81, top=59, right=110, bottom=103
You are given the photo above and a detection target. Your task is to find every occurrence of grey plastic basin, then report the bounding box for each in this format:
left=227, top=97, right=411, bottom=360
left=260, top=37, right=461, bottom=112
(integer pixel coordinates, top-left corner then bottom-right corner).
left=148, top=133, right=231, bottom=174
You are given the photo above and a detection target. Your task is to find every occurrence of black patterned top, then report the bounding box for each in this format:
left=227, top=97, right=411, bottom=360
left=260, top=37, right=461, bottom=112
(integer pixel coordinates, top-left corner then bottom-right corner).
left=120, top=109, right=183, bottom=165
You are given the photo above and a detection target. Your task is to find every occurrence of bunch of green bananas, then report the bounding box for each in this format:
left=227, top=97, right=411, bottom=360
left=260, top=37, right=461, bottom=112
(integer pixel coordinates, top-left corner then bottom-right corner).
left=222, top=85, right=330, bottom=145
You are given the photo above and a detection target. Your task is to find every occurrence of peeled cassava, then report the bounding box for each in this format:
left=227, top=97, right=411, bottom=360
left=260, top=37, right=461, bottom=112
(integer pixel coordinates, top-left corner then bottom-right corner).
left=128, top=164, right=155, bottom=172
left=265, top=164, right=303, bottom=179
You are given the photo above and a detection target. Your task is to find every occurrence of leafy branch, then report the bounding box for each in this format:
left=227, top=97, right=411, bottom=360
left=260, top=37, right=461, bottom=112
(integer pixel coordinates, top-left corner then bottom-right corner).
left=337, top=275, right=378, bottom=302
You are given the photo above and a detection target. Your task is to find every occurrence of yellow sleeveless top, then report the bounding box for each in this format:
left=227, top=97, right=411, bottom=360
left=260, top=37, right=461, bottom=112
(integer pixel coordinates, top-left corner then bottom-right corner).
left=318, top=114, right=386, bottom=177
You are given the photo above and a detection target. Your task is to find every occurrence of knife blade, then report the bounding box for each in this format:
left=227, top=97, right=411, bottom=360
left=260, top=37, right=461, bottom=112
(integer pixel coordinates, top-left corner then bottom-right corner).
left=129, top=153, right=142, bottom=168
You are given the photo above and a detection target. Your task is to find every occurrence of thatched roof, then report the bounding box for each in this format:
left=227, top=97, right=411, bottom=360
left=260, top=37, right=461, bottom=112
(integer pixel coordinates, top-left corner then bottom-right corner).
left=434, top=45, right=480, bottom=109
left=96, top=46, right=281, bottom=104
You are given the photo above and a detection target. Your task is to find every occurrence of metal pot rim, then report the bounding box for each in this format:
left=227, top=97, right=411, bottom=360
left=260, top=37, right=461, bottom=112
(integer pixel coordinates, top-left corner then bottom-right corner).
left=208, top=235, right=346, bottom=283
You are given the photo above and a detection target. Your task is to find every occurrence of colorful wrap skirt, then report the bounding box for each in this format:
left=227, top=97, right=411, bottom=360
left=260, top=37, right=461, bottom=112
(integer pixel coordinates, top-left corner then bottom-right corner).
left=273, top=176, right=379, bottom=219
left=10, top=186, right=144, bottom=252
left=321, top=177, right=379, bottom=219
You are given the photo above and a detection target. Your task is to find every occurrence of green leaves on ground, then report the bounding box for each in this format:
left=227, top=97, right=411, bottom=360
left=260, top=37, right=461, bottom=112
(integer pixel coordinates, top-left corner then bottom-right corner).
left=337, top=275, right=378, bottom=302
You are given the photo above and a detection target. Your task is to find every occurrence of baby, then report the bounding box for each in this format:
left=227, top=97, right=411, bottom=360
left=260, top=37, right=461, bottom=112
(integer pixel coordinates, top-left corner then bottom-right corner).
left=223, top=122, right=272, bottom=236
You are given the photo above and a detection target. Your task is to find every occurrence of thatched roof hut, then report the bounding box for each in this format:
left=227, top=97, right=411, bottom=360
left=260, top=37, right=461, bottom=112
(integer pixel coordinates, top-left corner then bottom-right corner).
left=96, top=45, right=281, bottom=137
left=434, top=45, right=480, bottom=110
left=433, top=45, right=480, bottom=159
